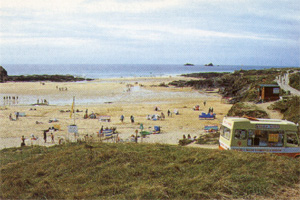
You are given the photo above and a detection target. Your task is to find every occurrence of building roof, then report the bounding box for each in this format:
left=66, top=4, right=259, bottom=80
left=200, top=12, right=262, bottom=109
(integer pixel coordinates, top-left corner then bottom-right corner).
left=259, top=84, right=279, bottom=88
left=224, top=117, right=296, bottom=126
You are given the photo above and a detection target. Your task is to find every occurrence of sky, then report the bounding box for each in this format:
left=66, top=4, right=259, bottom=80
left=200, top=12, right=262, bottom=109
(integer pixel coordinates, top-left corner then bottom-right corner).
left=0, top=0, right=299, bottom=66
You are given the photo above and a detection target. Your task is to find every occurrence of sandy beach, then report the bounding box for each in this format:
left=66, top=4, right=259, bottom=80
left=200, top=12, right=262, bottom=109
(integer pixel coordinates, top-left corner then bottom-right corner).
left=0, top=76, right=232, bottom=149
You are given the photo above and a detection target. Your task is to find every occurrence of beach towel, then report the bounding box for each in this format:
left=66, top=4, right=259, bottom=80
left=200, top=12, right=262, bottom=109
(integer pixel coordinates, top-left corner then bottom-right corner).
left=199, top=113, right=216, bottom=120
left=15, top=112, right=26, bottom=117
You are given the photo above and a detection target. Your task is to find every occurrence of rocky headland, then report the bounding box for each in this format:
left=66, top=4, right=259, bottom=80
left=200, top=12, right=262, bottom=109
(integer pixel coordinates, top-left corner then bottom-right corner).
left=0, top=66, right=93, bottom=82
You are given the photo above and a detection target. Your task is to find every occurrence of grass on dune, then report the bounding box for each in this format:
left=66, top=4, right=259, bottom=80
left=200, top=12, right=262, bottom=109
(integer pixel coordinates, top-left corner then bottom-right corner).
left=1, top=142, right=299, bottom=199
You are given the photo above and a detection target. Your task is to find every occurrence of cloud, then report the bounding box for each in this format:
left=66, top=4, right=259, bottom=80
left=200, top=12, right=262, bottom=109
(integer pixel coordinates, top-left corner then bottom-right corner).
left=0, top=0, right=183, bottom=15
left=0, top=0, right=299, bottom=65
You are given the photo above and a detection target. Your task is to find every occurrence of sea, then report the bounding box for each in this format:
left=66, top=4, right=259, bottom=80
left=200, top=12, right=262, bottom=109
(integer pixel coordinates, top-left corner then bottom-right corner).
left=2, top=64, right=295, bottom=79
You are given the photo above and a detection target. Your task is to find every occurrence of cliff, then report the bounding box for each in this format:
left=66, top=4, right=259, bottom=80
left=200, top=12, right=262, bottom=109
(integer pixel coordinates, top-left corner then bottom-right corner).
left=0, top=66, right=8, bottom=82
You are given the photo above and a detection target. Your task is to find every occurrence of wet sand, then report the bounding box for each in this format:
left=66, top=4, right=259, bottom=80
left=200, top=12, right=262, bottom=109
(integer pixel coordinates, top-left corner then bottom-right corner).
left=0, top=76, right=232, bottom=149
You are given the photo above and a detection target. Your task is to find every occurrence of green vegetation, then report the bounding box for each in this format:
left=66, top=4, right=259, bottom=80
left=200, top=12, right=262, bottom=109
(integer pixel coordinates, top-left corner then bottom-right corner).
left=289, top=72, right=300, bottom=90
left=174, top=68, right=300, bottom=103
left=178, top=139, right=194, bottom=146
left=269, top=96, right=300, bottom=124
left=7, top=74, right=93, bottom=82
left=227, top=102, right=269, bottom=118
left=1, top=143, right=299, bottom=199
left=196, top=132, right=220, bottom=145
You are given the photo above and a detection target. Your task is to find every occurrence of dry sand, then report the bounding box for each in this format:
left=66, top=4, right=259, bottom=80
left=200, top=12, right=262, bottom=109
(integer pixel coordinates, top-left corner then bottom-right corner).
left=0, top=76, right=233, bottom=149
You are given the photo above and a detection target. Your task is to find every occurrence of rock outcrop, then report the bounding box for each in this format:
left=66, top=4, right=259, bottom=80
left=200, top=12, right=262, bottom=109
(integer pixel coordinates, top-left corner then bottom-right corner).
left=0, top=66, right=8, bottom=82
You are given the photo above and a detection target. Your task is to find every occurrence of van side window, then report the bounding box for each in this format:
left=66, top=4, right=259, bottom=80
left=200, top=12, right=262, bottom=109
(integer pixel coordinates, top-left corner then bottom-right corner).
left=234, top=129, right=247, bottom=140
left=247, top=130, right=283, bottom=147
left=221, top=126, right=231, bottom=140
left=286, top=132, right=299, bottom=147
left=247, top=130, right=254, bottom=146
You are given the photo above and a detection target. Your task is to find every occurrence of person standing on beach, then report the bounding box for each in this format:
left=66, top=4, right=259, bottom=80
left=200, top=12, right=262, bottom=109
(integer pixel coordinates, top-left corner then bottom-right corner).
left=16, top=112, right=19, bottom=120
left=167, top=110, right=170, bottom=117
left=120, top=115, right=124, bottom=123
left=130, top=115, right=134, bottom=123
left=161, top=112, right=165, bottom=120
left=51, top=133, right=54, bottom=143
left=203, top=101, right=206, bottom=106
left=43, top=131, right=47, bottom=143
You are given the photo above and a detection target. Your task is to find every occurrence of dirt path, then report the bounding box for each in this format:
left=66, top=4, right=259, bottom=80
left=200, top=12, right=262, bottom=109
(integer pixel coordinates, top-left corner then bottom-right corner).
left=255, top=102, right=283, bottom=119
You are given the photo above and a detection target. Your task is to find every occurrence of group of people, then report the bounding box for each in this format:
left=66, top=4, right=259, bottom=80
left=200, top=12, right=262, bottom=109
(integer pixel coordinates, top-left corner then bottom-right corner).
left=3, top=96, right=19, bottom=105
left=9, top=112, right=19, bottom=121
left=37, top=99, right=48, bottom=104
left=20, top=129, right=56, bottom=147
left=21, top=134, right=39, bottom=147
left=208, top=107, right=214, bottom=113
left=56, top=86, right=68, bottom=91
left=167, top=109, right=179, bottom=116
left=120, top=115, right=135, bottom=123
left=43, top=128, right=56, bottom=143
left=183, top=134, right=197, bottom=141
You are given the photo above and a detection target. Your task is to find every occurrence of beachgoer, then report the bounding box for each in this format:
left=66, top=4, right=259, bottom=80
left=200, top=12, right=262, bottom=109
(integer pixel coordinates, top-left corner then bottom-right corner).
left=51, top=133, right=54, bottom=143
left=100, top=126, right=104, bottom=134
left=167, top=110, right=170, bottom=117
left=135, top=130, right=138, bottom=143
left=130, top=115, right=134, bottom=123
left=120, top=115, right=124, bottom=122
left=161, top=112, right=165, bottom=120
left=16, top=112, right=19, bottom=120
left=203, top=101, right=206, bottom=106
left=140, top=123, right=144, bottom=130
left=43, top=130, right=47, bottom=143
left=183, top=134, right=186, bottom=139
left=21, top=136, right=26, bottom=146
left=188, top=134, right=192, bottom=140
left=9, top=113, right=12, bottom=120
left=193, top=136, right=197, bottom=141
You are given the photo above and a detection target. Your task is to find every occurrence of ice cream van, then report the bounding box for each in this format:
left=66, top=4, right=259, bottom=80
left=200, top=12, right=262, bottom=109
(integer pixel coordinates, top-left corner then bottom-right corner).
left=219, top=117, right=300, bottom=158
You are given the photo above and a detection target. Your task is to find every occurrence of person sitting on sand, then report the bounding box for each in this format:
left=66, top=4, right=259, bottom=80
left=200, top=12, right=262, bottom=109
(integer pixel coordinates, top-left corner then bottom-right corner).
left=183, top=134, right=186, bottom=139
left=188, top=134, right=192, bottom=140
